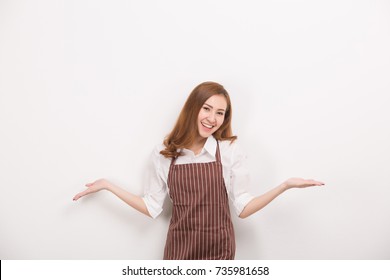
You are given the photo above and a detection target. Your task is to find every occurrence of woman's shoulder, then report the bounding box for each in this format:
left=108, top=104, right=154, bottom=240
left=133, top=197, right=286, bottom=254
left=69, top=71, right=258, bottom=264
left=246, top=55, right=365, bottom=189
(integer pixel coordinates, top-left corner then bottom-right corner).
left=218, top=138, right=246, bottom=158
left=149, top=142, right=170, bottom=164
left=152, top=142, right=166, bottom=154
left=152, top=143, right=171, bottom=158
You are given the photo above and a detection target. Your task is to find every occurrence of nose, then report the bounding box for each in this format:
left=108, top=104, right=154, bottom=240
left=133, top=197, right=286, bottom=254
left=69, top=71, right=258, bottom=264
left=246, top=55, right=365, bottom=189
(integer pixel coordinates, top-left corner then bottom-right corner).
left=207, top=112, right=217, bottom=124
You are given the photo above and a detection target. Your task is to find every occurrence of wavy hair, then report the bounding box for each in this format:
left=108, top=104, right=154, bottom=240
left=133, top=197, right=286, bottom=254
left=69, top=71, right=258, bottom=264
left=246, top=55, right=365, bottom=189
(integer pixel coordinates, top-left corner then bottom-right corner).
left=160, top=82, right=237, bottom=158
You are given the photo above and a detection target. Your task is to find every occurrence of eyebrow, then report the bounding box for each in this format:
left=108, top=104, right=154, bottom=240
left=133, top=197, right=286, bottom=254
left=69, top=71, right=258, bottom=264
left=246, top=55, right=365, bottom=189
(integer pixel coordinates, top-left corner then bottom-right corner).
left=204, top=103, right=226, bottom=111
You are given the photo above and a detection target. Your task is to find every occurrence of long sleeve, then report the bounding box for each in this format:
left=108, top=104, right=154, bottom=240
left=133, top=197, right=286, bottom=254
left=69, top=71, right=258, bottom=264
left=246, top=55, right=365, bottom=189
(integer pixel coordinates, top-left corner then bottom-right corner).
left=142, top=145, right=168, bottom=219
left=221, top=141, right=255, bottom=216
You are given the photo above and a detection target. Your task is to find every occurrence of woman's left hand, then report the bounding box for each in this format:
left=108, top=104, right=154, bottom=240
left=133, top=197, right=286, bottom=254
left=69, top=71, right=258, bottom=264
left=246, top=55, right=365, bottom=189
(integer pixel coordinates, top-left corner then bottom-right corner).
left=283, top=177, right=325, bottom=190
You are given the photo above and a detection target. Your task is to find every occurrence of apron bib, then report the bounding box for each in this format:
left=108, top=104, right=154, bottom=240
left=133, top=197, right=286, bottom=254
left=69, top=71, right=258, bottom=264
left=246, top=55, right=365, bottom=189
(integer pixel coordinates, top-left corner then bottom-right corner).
left=163, top=141, right=235, bottom=260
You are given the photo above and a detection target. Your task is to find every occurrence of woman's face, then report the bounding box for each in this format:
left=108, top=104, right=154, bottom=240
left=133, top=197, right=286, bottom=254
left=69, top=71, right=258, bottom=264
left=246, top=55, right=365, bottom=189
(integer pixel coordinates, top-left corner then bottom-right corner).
left=197, top=94, right=227, bottom=139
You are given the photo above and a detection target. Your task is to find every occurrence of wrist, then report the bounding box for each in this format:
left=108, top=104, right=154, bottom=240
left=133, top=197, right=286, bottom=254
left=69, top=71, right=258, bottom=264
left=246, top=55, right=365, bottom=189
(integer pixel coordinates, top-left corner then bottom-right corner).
left=280, top=182, right=290, bottom=192
left=104, top=181, right=115, bottom=192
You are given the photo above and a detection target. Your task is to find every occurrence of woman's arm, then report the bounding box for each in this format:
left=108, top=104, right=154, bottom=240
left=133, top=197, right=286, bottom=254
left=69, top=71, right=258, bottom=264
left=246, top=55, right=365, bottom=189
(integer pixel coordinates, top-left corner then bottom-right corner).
left=239, top=178, right=325, bottom=219
left=73, top=178, right=151, bottom=217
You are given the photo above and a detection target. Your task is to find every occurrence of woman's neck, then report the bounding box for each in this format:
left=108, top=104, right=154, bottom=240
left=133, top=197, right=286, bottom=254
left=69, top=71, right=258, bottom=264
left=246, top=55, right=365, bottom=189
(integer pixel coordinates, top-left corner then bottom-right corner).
left=189, top=136, right=207, bottom=155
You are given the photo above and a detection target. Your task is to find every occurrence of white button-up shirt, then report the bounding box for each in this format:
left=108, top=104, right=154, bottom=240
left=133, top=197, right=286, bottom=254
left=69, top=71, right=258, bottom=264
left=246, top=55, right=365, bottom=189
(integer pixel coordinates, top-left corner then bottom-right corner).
left=142, top=136, right=255, bottom=219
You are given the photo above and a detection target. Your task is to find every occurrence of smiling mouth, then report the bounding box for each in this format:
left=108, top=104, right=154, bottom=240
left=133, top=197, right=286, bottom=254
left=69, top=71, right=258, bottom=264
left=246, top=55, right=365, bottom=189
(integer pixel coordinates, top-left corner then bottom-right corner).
left=201, top=122, right=215, bottom=129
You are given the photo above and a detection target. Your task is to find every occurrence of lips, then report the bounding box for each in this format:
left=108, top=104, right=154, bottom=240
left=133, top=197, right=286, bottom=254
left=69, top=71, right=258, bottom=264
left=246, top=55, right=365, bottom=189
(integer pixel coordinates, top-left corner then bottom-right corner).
left=201, top=122, right=214, bottom=129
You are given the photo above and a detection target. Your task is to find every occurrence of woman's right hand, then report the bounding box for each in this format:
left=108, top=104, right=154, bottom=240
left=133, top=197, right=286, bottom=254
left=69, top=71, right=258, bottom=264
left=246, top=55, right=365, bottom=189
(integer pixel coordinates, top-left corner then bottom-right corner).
left=73, top=178, right=112, bottom=201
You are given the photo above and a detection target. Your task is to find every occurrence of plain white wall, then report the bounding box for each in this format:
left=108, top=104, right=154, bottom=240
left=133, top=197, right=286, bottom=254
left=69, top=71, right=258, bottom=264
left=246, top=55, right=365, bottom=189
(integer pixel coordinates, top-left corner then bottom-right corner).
left=1, top=0, right=389, bottom=259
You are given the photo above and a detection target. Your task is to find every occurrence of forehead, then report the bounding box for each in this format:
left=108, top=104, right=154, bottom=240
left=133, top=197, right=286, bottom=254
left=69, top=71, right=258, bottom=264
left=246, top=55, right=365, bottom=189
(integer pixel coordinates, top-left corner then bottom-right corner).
left=204, top=94, right=227, bottom=109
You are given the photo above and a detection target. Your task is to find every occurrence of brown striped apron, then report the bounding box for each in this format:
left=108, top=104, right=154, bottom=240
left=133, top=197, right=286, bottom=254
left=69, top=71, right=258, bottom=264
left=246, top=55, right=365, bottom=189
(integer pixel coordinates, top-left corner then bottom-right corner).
left=163, top=141, right=235, bottom=260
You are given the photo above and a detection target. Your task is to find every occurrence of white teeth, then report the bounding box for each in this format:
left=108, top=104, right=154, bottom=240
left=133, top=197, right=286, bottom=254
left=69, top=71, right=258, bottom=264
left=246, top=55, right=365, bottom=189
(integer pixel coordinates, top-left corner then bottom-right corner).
left=202, top=122, right=214, bottom=129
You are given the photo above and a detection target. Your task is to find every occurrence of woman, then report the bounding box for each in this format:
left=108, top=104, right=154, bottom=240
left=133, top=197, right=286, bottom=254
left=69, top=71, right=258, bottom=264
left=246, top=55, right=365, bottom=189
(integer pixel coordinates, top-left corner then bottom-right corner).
left=73, top=81, right=324, bottom=260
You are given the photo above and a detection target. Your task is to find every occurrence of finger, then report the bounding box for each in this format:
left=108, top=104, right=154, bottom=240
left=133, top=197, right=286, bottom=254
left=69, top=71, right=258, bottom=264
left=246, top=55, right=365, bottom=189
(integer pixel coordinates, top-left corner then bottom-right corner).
left=73, top=192, right=84, bottom=201
left=73, top=189, right=90, bottom=201
left=306, top=179, right=324, bottom=184
left=310, top=181, right=325, bottom=186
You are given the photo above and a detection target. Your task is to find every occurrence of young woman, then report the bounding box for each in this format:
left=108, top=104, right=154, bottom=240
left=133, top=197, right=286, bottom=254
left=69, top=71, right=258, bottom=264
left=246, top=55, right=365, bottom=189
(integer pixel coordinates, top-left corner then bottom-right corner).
left=73, top=81, right=324, bottom=260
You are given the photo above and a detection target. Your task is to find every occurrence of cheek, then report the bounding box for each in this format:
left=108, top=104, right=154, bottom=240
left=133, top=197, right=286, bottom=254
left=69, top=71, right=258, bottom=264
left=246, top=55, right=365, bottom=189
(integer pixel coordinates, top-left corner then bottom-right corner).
left=216, top=116, right=225, bottom=127
left=197, top=111, right=207, bottom=121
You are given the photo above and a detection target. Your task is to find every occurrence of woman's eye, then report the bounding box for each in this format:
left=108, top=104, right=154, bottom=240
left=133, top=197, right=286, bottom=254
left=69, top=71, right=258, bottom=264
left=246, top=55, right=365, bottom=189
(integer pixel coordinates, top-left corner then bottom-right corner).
left=203, top=107, right=210, bottom=111
left=218, top=112, right=224, bottom=116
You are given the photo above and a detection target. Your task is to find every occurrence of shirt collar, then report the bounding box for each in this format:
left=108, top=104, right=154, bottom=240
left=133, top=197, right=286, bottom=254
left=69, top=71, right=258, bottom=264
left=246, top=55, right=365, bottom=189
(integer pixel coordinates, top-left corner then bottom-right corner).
left=181, top=136, right=217, bottom=158
left=203, top=136, right=217, bottom=158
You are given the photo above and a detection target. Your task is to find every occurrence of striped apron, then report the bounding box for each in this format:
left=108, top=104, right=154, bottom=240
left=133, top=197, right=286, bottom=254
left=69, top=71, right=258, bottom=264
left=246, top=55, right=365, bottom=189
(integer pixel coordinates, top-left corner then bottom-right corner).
left=163, top=141, right=235, bottom=260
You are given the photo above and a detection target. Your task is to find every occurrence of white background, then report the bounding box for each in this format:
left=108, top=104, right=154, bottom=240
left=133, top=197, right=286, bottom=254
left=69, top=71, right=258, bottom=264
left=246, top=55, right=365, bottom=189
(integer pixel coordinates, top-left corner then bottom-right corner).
left=0, top=0, right=389, bottom=259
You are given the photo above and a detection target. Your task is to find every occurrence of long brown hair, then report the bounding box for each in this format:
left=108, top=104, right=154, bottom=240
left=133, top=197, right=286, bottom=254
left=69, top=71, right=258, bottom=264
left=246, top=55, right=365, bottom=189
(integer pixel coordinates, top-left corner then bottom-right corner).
left=160, top=82, right=237, bottom=158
